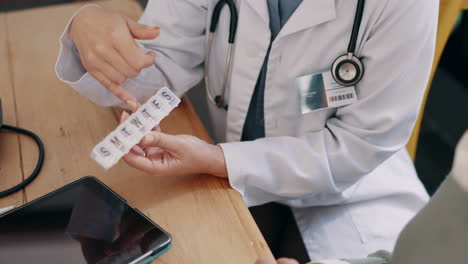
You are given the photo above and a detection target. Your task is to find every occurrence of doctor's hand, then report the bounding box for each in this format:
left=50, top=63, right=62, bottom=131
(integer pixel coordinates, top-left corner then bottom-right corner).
left=120, top=112, right=228, bottom=178
left=70, top=5, right=160, bottom=106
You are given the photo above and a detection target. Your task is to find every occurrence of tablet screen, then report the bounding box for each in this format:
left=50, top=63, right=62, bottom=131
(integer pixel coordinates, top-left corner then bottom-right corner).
left=0, top=177, right=170, bottom=264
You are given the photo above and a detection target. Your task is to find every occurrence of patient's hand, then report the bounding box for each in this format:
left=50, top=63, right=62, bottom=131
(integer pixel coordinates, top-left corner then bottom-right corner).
left=70, top=5, right=159, bottom=106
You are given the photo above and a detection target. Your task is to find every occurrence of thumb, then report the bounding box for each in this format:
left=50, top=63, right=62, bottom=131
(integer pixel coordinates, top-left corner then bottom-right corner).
left=126, top=18, right=160, bottom=40
left=140, top=132, right=180, bottom=152
left=277, top=259, right=299, bottom=264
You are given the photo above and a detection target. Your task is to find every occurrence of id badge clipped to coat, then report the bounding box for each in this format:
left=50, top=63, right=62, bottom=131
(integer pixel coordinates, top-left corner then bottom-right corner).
left=295, top=72, right=358, bottom=114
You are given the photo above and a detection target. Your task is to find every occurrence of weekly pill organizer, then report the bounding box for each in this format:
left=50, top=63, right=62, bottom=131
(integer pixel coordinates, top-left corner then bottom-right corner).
left=91, top=87, right=180, bottom=170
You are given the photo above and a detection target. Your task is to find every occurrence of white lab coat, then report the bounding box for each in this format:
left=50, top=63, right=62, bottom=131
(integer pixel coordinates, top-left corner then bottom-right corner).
left=311, top=131, right=468, bottom=264
left=56, top=0, right=439, bottom=260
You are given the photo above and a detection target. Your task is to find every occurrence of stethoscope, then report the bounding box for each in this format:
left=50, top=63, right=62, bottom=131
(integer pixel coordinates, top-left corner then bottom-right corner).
left=205, top=0, right=365, bottom=109
left=0, top=98, right=45, bottom=199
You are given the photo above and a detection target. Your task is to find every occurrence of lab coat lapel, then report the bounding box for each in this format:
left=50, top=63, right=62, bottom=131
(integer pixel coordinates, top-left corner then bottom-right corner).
left=225, top=0, right=270, bottom=142
left=243, top=0, right=269, bottom=26
left=277, top=0, right=336, bottom=40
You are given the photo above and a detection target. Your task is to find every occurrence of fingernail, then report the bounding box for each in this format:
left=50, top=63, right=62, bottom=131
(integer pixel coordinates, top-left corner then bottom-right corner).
left=126, top=100, right=138, bottom=111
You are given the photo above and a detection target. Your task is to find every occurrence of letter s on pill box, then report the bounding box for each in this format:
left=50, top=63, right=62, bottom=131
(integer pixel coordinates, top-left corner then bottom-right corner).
left=90, top=87, right=180, bottom=170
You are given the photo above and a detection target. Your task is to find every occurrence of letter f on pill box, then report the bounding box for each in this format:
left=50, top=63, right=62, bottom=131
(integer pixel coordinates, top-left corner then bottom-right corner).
left=90, top=87, right=180, bottom=170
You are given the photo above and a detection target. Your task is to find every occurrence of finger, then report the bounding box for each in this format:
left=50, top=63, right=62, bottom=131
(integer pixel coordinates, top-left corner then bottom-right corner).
left=146, top=150, right=164, bottom=162
left=123, top=152, right=155, bottom=173
left=255, top=257, right=275, bottom=264
left=277, top=258, right=299, bottom=264
left=115, top=36, right=156, bottom=72
left=91, top=70, right=136, bottom=104
left=104, top=47, right=140, bottom=79
left=137, top=144, right=162, bottom=153
left=151, top=125, right=161, bottom=132
left=127, top=100, right=141, bottom=113
left=139, top=132, right=180, bottom=153
left=145, top=147, right=164, bottom=157
left=108, top=83, right=137, bottom=105
left=99, top=60, right=127, bottom=85
left=120, top=111, right=130, bottom=123
left=92, top=41, right=138, bottom=80
left=89, top=70, right=112, bottom=91
left=131, top=145, right=146, bottom=156
left=126, top=17, right=160, bottom=40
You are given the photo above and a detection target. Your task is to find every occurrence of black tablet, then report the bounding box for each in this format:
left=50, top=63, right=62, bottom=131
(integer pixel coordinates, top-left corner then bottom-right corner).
left=0, top=176, right=171, bottom=264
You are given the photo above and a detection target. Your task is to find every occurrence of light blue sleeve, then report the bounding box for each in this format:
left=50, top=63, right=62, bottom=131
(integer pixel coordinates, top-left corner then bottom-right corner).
left=55, top=0, right=207, bottom=107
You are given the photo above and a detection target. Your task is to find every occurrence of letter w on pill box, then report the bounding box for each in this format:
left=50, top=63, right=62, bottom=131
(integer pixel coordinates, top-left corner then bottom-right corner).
left=91, top=87, right=180, bottom=170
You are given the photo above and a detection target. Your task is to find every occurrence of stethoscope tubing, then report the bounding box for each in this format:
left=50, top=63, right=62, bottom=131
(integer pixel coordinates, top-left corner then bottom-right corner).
left=205, top=0, right=238, bottom=108
left=0, top=124, right=45, bottom=198
left=348, top=0, right=365, bottom=54
left=206, top=0, right=365, bottom=108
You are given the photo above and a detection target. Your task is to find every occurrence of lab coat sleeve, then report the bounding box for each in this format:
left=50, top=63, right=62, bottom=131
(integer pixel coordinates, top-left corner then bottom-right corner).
left=55, top=0, right=207, bottom=106
left=220, top=0, right=438, bottom=207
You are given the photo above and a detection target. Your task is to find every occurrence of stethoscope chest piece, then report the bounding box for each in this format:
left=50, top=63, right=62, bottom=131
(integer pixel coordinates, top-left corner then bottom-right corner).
left=331, top=53, right=364, bottom=87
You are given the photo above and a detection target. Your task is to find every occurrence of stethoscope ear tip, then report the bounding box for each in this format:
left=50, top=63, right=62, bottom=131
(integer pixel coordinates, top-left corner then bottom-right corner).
left=215, top=95, right=221, bottom=106
left=214, top=95, right=223, bottom=108
left=214, top=95, right=228, bottom=110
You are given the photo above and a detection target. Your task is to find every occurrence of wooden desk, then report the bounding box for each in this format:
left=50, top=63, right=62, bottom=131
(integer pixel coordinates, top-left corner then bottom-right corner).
left=0, top=0, right=273, bottom=263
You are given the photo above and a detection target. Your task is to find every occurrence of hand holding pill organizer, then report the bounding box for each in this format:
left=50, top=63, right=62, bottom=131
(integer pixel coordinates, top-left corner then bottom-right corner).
left=91, top=87, right=180, bottom=170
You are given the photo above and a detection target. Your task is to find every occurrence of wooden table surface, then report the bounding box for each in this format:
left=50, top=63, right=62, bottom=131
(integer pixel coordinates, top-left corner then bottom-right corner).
left=0, top=0, right=273, bottom=263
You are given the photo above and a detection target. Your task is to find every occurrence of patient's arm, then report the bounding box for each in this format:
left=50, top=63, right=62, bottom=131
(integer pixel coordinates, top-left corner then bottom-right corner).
left=392, top=132, right=468, bottom=264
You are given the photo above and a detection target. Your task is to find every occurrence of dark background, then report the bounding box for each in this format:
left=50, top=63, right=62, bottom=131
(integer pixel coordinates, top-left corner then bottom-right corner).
left=1, top=0, right=467, bottom=195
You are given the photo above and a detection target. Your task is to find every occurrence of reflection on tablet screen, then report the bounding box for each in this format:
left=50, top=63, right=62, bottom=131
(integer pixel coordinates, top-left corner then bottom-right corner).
left=0, top=178, right=169, bottom=264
